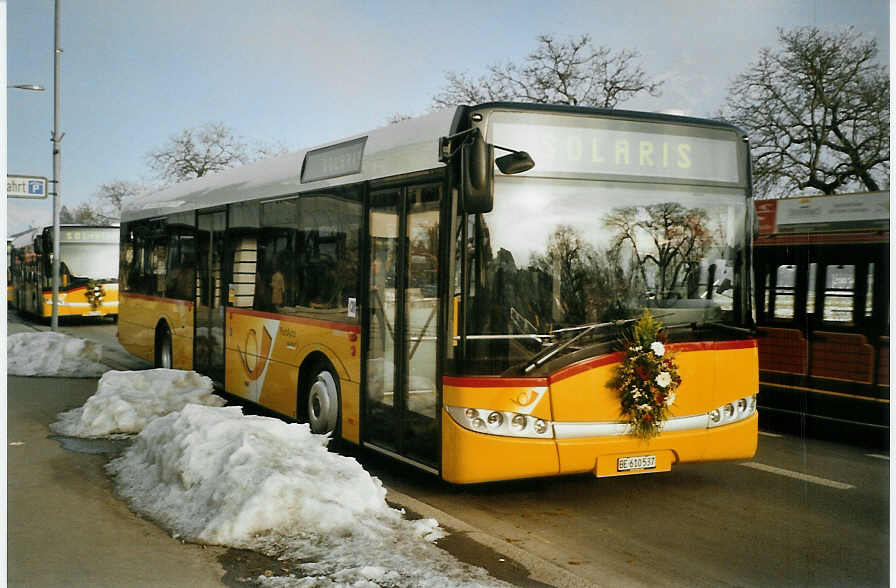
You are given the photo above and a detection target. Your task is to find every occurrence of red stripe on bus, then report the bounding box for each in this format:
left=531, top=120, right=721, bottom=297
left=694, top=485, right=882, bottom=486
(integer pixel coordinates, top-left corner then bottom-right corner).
left=120, top=292, right=194, bottom=309
left=442, top=376, right=549, bottom=388
left=228, top=307, right=361, bottom=333
left=667, top=339, right=758, bottom=353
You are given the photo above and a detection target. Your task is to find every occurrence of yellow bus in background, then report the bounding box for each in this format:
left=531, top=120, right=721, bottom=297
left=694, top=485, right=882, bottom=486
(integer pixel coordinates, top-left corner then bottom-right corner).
left=9, top=225, right=120, bottom=320
left=118, top=103, right=758, bottom=484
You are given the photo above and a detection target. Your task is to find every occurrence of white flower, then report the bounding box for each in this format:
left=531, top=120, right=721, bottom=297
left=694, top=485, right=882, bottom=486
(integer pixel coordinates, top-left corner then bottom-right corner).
left=665, top=391, right=676, bottom=406
left=655, top=372, right=672, bottom=388
left=631, top=389, right=644, bottom=400
left=630, top=345, right=642, bottom=352
left=637, top=403, right=652, bottom=412
left=650, top=341, right=665, bottom=357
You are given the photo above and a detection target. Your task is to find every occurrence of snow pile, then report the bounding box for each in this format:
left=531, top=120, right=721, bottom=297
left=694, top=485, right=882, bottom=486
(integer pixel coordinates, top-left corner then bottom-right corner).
left=7, top=331, right=110, bottom=377
left=51, top=369, right=225, bottom=438
left=107, top=404, right=508, bottom=587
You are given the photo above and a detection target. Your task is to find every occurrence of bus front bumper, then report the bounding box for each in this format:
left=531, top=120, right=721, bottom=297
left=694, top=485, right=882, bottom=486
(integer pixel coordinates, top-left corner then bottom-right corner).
left=441, top=410, right=758, bottom=484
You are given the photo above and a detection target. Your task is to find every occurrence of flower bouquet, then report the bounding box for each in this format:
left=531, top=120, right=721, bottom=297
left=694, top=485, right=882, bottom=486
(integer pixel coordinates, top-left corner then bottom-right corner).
left=615, top=309, right=681, bottom=440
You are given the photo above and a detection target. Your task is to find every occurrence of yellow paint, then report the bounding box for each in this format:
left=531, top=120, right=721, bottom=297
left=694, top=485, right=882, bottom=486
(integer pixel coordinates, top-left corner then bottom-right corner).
left=551, top=347, right=758, bottom=422
left=37, top=283, right=120, bottom=318
left=441, top=410, right=560, bottom=484
left=440, top=345, right=758, bottom=484
left=117, top=294, right=193, bottom=368
left=225, top=310, right=361, bottom=444
left=443, top=384, right=552, bottom=420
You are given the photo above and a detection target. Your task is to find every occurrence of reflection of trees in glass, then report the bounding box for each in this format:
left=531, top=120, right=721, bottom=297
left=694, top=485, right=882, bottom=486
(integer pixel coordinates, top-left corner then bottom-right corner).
left=530, top=225, right=640, bottom=325
left=603, top=203, right=715, bottom=300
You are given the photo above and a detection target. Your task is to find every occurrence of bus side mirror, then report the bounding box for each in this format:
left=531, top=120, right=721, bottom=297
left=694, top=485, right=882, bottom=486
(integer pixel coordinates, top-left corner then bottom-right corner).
left=461, top=134, right=494, bottom=214
left=33, top=237, right=42, bottom=253
left=496, top=151, right=535, bottom=175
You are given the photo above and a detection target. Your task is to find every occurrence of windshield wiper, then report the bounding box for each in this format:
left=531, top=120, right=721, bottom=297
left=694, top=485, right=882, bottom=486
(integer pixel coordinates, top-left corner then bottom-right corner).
left=692, top=321, right=756, bottom=337
left=523, top=318, right=637, bottom=374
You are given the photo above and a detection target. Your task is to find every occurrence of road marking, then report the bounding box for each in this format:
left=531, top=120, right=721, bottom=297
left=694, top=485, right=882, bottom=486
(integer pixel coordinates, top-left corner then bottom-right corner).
left=865, top=454, right=889, bottom=461
left=740, top=462, right=854, bottom=490
left=759, top=431, right=783, bottom=438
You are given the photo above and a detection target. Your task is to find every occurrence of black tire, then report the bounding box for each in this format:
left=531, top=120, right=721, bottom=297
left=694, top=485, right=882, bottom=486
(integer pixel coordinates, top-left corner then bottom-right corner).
left=155, top=324, right=173, bottom=369
left=301, top=359, right=341, bottom=436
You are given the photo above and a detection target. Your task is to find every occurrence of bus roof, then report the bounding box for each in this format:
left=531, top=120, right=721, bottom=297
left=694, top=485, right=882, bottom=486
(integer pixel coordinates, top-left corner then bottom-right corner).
left=122, top=108, right=463, bottom=222
left=122, top=103, right=746, bottom=222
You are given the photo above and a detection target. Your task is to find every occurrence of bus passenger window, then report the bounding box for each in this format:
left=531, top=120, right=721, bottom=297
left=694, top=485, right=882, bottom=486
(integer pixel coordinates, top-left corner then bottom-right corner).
left=772, top=265, right=795, bottom=319
left=823, top=264, right=855, bottom=323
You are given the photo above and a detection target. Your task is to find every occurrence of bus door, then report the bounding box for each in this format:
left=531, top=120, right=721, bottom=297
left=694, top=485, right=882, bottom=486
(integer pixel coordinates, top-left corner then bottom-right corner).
left=195, top=211, right=226, bottom=384
left=365, top=185, right=442, bottom=469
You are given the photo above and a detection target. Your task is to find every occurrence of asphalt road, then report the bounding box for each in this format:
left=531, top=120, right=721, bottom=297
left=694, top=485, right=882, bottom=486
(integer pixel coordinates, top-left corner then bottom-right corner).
left=7, top=313, right=890, bottom=587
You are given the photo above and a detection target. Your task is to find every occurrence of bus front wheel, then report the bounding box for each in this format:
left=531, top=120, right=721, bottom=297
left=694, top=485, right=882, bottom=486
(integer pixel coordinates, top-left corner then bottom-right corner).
left=155, top=324, right=173, bottom=369
left=302, top=360, right=341, bottom=436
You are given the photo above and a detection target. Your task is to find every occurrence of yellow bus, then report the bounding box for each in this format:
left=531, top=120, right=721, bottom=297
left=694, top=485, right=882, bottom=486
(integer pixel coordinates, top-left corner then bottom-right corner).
left=9, top=225, right=120, bottom=320
left=118, top=103, right=758, bottom=483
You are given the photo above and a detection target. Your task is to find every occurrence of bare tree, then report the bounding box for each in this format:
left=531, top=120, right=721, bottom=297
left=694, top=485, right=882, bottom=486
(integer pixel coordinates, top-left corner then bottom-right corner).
left=147, top=122, right=251, bottom=184
left=724, top=27, right=889, bottom=196
left=433, top=35, right=663, bottom=109
left=59, top=203, right=107, bottom=225
left=92, top=180, right=147, bottom=222
left=604, top=203, right=714, bottom=300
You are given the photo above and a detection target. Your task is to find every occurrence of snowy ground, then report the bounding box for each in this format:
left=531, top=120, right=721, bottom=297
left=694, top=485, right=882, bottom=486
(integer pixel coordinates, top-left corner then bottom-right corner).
left=8, top=330, right=508, bottom=587
left=7, top=331, right=110, bottom=377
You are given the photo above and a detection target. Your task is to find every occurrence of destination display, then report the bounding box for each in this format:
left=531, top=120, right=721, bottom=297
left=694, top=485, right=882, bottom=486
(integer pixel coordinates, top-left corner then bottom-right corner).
left=301, top=137, right=366, bottom=183
left=490, top=114, right=743, bottom=185
left=60, top=229, right=119, bottom=243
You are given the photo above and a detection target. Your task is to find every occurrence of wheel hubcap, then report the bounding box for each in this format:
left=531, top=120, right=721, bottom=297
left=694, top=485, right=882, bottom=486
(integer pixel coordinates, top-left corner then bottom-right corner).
left=308, top=370, right=338, bottom=434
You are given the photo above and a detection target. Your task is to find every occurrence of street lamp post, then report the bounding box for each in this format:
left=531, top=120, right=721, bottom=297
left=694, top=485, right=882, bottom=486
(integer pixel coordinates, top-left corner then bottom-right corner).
left=50, top=0, right=63, bottom=331
left=7, top=2, right=61, bottom=331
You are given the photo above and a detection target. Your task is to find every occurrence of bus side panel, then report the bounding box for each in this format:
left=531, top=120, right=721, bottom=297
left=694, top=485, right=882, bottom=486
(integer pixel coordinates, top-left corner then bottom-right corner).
left=118, top=293, right=193, bottom=368
left=225, top=309, right=361, bottom=443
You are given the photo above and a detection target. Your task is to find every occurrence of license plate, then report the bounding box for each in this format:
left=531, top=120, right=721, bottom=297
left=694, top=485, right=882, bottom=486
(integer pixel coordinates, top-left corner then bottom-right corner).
left=617, top=455, right=657, bottom=472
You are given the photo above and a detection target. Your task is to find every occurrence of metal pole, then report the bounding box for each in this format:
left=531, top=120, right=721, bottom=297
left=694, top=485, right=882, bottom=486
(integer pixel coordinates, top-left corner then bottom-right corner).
left=50, top=0, right=61, bottom=330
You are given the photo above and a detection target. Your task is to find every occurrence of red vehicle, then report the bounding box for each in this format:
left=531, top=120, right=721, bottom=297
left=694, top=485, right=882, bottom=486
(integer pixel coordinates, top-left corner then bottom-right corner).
left=753, top=191, right=889, bottom=446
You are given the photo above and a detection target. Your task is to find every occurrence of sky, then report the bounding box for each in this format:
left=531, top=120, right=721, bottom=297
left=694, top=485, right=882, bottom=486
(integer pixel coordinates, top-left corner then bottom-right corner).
left=4, top=0, right=890, bottom=235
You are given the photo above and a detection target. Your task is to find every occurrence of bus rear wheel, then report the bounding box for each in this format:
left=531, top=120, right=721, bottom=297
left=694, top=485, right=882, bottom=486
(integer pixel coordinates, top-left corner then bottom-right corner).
left=303, top=360, right=340, bottom=436
left=155, top=324, right=173, bottom=369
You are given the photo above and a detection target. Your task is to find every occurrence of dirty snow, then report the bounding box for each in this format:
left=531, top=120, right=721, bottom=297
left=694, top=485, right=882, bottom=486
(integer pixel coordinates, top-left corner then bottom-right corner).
left=55, top=369, right=508, bottom=587
left=50, top=369, right=225, bottom=437
left=7, top=331, right=109, bottom=377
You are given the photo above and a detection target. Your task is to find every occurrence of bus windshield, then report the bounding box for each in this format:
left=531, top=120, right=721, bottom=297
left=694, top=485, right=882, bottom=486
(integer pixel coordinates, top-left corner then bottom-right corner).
left=60, top=243, right=120, bottom=281
left=460, top=113, right=750, bottom=375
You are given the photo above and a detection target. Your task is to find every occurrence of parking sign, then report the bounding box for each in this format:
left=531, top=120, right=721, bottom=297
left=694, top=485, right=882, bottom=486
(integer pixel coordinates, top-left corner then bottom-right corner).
left=7, top=175, right=48, bottom=199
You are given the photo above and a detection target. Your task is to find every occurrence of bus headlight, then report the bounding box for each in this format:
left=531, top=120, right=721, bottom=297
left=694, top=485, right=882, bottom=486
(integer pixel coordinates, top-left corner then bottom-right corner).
left=446, top=406, right=553, bottom=439
left=707, top=394, right=757, bottom=428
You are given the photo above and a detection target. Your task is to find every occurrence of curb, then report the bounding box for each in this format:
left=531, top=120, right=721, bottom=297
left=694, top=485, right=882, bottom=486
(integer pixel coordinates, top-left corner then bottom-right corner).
left=386, top=488, right=596, bottom=588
